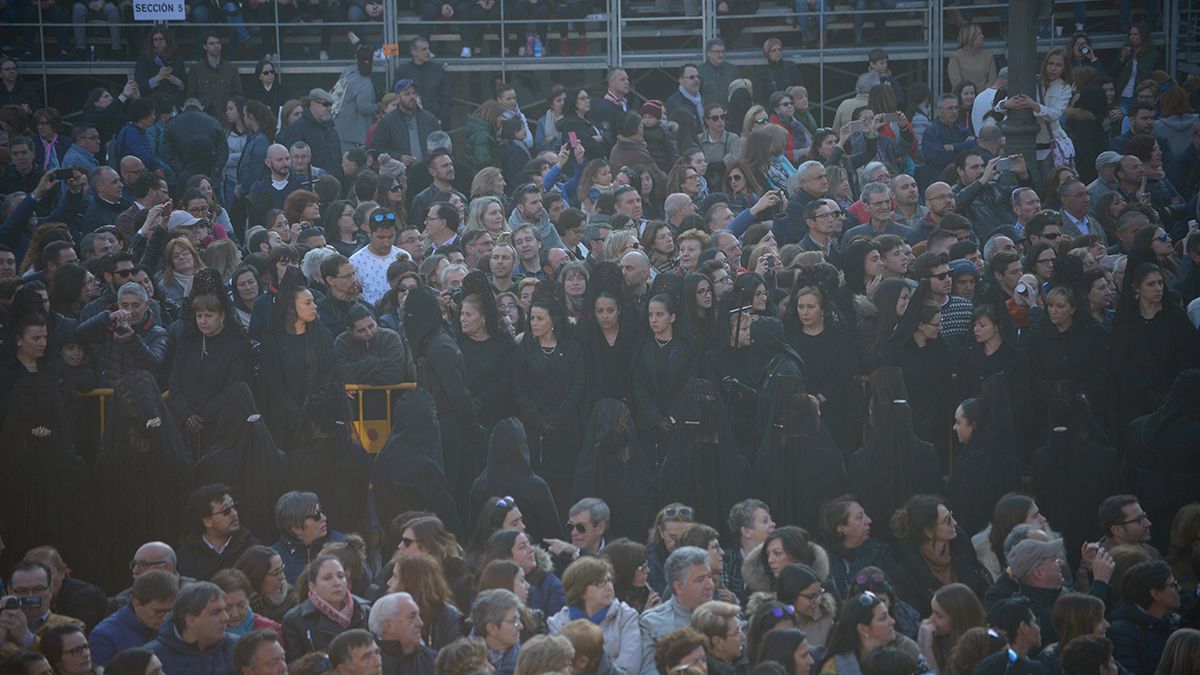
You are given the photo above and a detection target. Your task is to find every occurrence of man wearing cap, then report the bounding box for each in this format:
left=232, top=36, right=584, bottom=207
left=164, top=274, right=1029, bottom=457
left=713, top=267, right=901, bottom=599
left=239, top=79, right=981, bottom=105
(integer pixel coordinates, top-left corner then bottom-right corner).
left=666, top=64, right=705, bottom=130
left=395, top=37, right=452, bottom=123
left=983, top=538, right=1113, bottom=647
left=1087, top=151, right=1122, bottom=213
left=370, top=79, right=441, bottom=166
left=334, top=45, right=380, bottom=151
left=948, top=258, right=979, bottom=301
left=164, top=98, right=227, bottom=188
left=277, top=89, right=343, bottom=178
left=972, top=67, right=1007, bottom=134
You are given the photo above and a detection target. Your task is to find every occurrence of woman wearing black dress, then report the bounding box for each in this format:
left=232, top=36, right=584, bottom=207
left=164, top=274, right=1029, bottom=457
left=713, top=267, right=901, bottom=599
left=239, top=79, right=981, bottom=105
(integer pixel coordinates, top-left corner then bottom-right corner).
left=512, top=297, right=584, bottom=509
left=1023, top=284, right=1110, bottom=432
left=577, top=262, right=640, bottom=411
left=259, top=269, right=338, bottom=449
left=881, top=287, right=954, bottom=461
left=631, top=293, right=696, bottom=470
left=783, top=279, right=862, bottom=454
left=457, top=272, right=517, bottom=434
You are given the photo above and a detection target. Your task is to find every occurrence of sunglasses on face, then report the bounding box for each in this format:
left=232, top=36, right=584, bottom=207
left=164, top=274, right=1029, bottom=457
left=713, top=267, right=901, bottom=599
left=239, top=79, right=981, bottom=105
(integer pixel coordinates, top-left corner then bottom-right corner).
left=567, top=521, right=588, bottom=534
left=1155, top=233, right=1170, bottom=243
left=927, top=271, right=951, bottom=280
left=708, top=114, right=727, bottom=121
left=211, top=502, right=238, bottom=518
left=306, top=509, right=325, bottom=522
left=754, top=117, right=769, bottom=125
left=663, top=506, right=693, bottom=519
left=1042, top=231, right=1061, bottom=239
left=261, top=69, right=276, bottom=75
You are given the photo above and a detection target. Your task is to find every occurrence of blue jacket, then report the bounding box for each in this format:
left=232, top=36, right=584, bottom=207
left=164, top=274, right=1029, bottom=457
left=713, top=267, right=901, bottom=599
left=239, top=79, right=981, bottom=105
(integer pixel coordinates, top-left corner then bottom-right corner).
left=272, top=530, right=348, bottom=585
left=236, top=130, right=269, bottom=195
left=113, top=122, right=165, bottom=172
left=147, top=620, right=237, bottom=675
left=921, top=119, right=975, bottom=179
left=526, top=560, right=566, bottom=618
left=1107, top=601, right=1179, bottom=675
left=89, top=604, right=158, bottom=667
left=62, top=144, right=99, bottom=174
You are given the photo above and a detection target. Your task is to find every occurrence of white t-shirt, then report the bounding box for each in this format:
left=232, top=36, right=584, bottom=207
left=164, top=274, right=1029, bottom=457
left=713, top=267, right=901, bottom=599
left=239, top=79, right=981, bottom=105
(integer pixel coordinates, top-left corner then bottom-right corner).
left=349, top=245, right=410, bottom=306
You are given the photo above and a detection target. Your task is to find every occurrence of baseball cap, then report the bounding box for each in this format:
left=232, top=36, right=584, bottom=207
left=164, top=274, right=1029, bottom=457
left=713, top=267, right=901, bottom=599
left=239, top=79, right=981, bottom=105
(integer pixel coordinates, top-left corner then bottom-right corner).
left=394, top=78, right=415, bottom=93
left=167, top=211, right=202, bottom=230
left=1094, top=150, right=1122, bottom=172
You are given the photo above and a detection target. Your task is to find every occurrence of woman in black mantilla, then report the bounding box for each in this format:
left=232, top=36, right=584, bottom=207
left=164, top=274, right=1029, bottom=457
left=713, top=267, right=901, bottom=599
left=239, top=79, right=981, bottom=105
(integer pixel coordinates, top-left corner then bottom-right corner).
left=848, top=367, right=944, bottom=533
left=511, top=294, right=584, bottom=508
left=468, top=418, right=562, bottom=543
left=259, top=267, right=338, bottom=450
left=287, top=383, right=371, bottom=533
left=457, top=271, right=517, bottom=435
left=944, top=373, right=1023, bottom=536
left=659, top=377, right=749, bottom=529
left=192, top=382, right=288, bottom=540
left=168, top=268, right=251, bottom=456
left=96, top=369, right=192, bottom=583
left=753, top=374, right=846, bottom=532
left=576, top=262, right=642, bottom=410
left=371, top=388, right=465, bottom=538
left=572, top=398, right=655, bottom=541
left=631, top=292, right=697, bottom=470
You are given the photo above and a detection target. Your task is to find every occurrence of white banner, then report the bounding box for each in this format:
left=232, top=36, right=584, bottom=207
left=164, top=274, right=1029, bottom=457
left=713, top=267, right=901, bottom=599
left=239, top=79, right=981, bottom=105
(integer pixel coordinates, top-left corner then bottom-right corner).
left=132, top=0, right=185, bottom=20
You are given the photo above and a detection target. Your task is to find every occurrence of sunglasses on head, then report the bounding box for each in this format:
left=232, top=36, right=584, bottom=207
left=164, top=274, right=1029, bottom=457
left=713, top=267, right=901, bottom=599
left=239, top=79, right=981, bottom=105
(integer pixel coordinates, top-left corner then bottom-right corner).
left=373, top=211, right=397, bottom=223
left=855, top=590, right=883, bottom=607
left=663, top=506, right=693, bottom=519
left=769, top=604, right=798, bottom=619
left=854, top=571, right=886, bottom=586
left=495, top=496, right=516, bottom=509
left=754, top=117, right=769, bottom=125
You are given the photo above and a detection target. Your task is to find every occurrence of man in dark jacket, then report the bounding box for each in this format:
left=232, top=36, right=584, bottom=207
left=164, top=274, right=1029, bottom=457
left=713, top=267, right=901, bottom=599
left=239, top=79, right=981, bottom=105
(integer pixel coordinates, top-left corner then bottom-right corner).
left=176, top=484, right=261, bottom=583
left=0, top=136, right=42, bottom=198
left=922, top=94, right=977, bottom=187
left=278, top=89, right=343, bottom=178
left=164, top=98, right=227, bottom=188
left=80, top=166, right=132, bottom=236
left=317, top=254, right=374, bottom=338
left=335, top=306, right=412, bottom=385
left=395, top=38, right=452, bottom=124
left=1106, top=560, right=1181, bottom=675
left=952, top=150, right=1023, bottom=241
left=89, top=570, right=179, bottom=667
left=369, top=593, right=437, bottom=675
left=247, top=143, right=305, bottom=228
left=185, top=33, right=242, bottom=115
left=75, top=280, right=169, bottom=386
left=149, top=582, right=237, bottom=675
left=370, top=80, right=441, bottom=165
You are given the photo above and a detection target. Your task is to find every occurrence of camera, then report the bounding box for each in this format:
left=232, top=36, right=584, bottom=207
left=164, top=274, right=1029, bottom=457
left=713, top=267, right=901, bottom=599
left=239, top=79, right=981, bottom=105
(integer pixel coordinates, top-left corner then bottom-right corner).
left=2, top=596, right=41, bottom=611
left=1015, top=282, right=1029, bottom=296
left=1080, top=45, right=1090, bottom=55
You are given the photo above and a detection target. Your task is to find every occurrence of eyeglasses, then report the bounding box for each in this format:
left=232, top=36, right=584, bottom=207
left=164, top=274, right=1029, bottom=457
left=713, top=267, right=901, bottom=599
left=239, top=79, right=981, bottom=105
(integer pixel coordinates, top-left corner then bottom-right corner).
left=727, top=174, right=744, bottom=182
left=130, top=559, right=170, bottom=571
left=566, top=521, right=588, bottom=534
left=64, top=644, right=91, bottom=657
left=114, top=268, right=136, bottom=278
left=1155, top=233, right=1170, bottom=243
left=697, top=287, right=713, bottom=296
left=591, top=576, right=615, bottom=587
left=1036, top=256, right=1056, bottom=265
left=388, top=184, right=402, bottom=191
left=399, top=536, right=416, bottom=548
left=11, top=585, right=49, bottom=595
left=1042, top=231, right=1062, bottom=239
left=306, top=509, right=325, bottom=522
left=1119, top=512, right=1150, bottom=525
left=637, top=561, right=651, bottom=572
left=663, top=506, right=694, bottom=519
left=926, top=271, right=951, bottom=280
left=495, top=496, right=516, bottom=509
left=261, top=69, right=276, bottom=75
left=797, top=588, right=825, bottom=602
left=708, top=114, right=728, bottom=121
left=313, top=99, right=332, bottom=107
left=211, top=502, right=238, bottom=518
left=754, top=117, right=769, bottom=125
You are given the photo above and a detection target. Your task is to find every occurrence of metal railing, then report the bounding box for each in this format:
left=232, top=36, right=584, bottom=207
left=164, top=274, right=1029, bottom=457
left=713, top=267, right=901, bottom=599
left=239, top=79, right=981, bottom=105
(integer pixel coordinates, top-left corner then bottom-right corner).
left=13, top=0, right=1178, bottom=125
left=78, top=382, right=414, bottom=449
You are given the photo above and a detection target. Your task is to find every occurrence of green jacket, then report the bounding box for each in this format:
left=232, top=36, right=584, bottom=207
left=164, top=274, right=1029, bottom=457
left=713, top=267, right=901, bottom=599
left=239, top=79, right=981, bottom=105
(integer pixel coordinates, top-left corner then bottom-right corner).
left=465, top=114, right=498, bottom=168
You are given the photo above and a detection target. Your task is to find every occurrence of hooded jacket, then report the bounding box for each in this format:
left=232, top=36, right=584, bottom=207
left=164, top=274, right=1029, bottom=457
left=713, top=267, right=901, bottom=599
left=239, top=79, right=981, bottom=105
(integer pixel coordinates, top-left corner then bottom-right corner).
left=372, top=389, right=465, bottom=537
left=741, top=540, right=832, bottom=595
left=148, top=621, right=237, bottom=675
left=468, top=418, right=561, bottom=543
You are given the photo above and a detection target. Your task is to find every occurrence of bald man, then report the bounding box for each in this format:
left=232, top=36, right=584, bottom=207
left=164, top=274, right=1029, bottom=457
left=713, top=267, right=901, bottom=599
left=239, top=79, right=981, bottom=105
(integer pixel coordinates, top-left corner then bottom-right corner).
left=118, top=156, right=146, bottom=201
left=904, top=181, right=957, bottom=244
left=247, top=143, right=305, bottom=227
left=111, top=542, right=196, bottom=611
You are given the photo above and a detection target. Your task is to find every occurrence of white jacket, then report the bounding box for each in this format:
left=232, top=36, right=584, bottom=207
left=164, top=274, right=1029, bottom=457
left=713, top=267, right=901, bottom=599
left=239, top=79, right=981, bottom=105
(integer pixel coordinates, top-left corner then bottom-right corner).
left=549, top=600, right=642, bottom=675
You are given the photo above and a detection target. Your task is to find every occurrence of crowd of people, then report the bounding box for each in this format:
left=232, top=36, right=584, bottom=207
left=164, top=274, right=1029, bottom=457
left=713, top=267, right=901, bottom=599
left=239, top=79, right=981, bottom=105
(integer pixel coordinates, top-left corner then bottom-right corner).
left=1, top=11, right=1200, bottom=675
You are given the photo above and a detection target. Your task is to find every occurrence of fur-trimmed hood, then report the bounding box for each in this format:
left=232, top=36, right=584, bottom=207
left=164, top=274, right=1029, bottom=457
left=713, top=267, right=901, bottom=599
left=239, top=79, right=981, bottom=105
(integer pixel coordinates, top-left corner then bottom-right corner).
left=532, top=544, right=556, bottom=575
left=741, top=540, right=831, bottom=594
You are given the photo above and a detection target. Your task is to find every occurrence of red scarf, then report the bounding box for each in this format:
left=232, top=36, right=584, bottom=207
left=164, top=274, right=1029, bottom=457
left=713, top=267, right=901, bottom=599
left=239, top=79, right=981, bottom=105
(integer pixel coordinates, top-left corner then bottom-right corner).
left=604, top=90, right=627, bottom=112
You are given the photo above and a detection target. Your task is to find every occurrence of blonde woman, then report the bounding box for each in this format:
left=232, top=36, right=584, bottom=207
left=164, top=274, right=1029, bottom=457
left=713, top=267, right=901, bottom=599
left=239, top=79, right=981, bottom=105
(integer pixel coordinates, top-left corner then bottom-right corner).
left=947, top=24, right=997, bottom=90
left=742, top=105, right=770, bottom=138
left=466, top=196, right=509, bottom=238
left=159, top=237, right=204, bottom=305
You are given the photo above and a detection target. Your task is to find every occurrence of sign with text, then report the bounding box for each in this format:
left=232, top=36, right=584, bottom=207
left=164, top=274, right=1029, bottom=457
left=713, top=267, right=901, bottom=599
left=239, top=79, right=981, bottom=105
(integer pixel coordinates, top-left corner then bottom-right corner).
left=133, top=0, right=184, bottom=20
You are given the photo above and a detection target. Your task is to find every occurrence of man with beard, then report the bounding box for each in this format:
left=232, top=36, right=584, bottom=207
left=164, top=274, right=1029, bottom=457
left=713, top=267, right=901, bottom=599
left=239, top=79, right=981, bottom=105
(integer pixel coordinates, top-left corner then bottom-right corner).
left=317, top=254, right=373, bottom=338
left=176, top=485, right=262, bottom=582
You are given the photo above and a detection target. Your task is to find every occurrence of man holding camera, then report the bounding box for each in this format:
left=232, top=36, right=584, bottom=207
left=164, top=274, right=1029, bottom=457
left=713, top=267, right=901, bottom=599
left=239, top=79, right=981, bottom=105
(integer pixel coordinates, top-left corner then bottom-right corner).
left=0, top=561, right=85, bottom=661
left=75, top=279, right=170, bottom=386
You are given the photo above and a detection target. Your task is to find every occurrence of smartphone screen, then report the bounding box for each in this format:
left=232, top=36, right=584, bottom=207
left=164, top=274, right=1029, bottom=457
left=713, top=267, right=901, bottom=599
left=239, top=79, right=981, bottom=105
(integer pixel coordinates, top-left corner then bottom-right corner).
left=882, top=112, right=901, bottom=123
left=568, top=131, right=579, bottom=148
left=848, top=120, right=865, bottom=133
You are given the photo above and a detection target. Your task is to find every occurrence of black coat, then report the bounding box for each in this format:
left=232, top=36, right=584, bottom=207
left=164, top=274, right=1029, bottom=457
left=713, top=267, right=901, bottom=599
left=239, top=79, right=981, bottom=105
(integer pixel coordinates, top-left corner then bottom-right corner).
left=191, top=383, right=288, bottom=540
left=164, top=107, right=227, bottom=184
left=381, top=641, right=437, bottom=675
left=134, top=52, right=188, bottom=109
left=557, top=114, right=611, bottom=163
left=945, top=373, right=1024, bottom=535
left=571, top=399, right=656, bottom=542
left=787, top=322, right=862, bottom=454
left=176, top=528, right=261, bottom=583
left=890, top=527, right=990, bottom=618
left=511, top=335, right=584, bottom=482
left=370, top=107, right=442, bottom=161
left=630, top=334, right=696, bottom=467
left=1024, top=319, right=1110, bottom=427
left=458, top=333, right=517, bottom=432
left=372, top=389, right=465, bottom=538
left=468, top=418, right=561, bottom=543
left=287, top=385, right=372, bottom=533
left=259, top=326, right=338, bottom=450
left=95, top=370, right=193, bottom=584
left=281, top=596, right=372, bottom=661
left=1032, top=428, right=1123, bottom=557
left=404, top=286, right=481, bottom=494
left=754, top=60, right=805, bottom=107
left=881, top=333, right=955, bottom=458
left=1111, top=305, right=1200, bottom=432
left=167, top=326, right=250, bottom=453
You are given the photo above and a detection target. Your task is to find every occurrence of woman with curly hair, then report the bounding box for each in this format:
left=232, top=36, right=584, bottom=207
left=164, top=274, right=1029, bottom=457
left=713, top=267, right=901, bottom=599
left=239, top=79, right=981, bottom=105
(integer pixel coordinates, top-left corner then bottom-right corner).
left=387, top=553, right=466, bottom=650
left=283, top=190, right=321, bottom=232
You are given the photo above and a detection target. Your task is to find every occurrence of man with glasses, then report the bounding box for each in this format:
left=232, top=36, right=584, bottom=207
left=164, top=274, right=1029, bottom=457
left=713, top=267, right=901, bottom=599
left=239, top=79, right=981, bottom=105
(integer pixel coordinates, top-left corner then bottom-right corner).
left=89, top=570, right=179, bottom=666
left=699, top=39, right=739, bottom=107
left=699, top=104, right=742, bottom=172
left=988, top=538, right=1087, bottom=646
left=798, top=200, right=842, bottom=266
left=177, top=485, right=262, bottom=582
left=271, top=491, right=346, bottom=584
left=185, top=33, right=243, bottom=118
left=1026, top=211, right=1065, bottom=249
left=317, top=254, right=372, bottom=338
left=277, top=88, right=343, bottom=179
left=61, top=125, right=101, bottom=175
left=913, top=251, right=974, bottom=345
left=1097, top=495, right=1157, bottom=554
left=844, top=182, right=909, bottom=241
left=666, top=64, right=705, bottom=130
left=1107, top=560, right=1181, bottom=675
left=0, top=561, right=85, bottom=661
